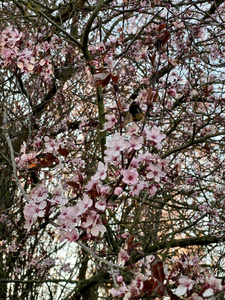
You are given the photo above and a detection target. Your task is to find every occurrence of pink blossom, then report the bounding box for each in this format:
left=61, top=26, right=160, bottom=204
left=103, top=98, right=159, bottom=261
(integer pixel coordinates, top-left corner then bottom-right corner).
left=103, top=56, right=114, bottom=69
left=190, top=293, right=203, bottom=300
left=1, top=48, right=17, bottom=64
left=90, top=223, right=106, bottom=236
left=121, top=233, right=129, bottom=239
left=130, top=181, right=146, bottom=196
left=17, top=48, right=35, bottom=72
left=60, top=228, right=79, bottom=242
left=85, top=178, right=98, bottom=192
left=97, top=42, right=105, bottom=51
left=33, top=137, right=42, bottom=148
left=145, top=126, right=166, bottom=149
left=57, top=206, right=81, bottom=228
left=81, top=213, right=95, bottom=229
left=19, top=151, right=37, bottom=168
left=24, top=218, right=33, bottom=232
left=24, top=200, right=47, bottom=231
left=60, top=263, right=72, bottom=273
left=175, top=276, right=195, bottom=296
left=100, top=186, right=110, bottom=196
left=81, top=210, right=106, bottom=237
left=117, top=275, right=124, bottom=283
left=92, top=162, right=108, bottom=180
left=122, top=169, right=138, bottom=185
left=104, top=153, right=119, bottom=165
left=44, top=136, right=63, bottom=153
left=202, top=289, right=214, bottom=297
left=39, top=59, right=53, bottom=82
left=103, top=114, right=117, bottom=130
left=146, top=163, right=166, bottom=182
left=114, top=187, right=123, bottom=195
left=211, top=208, right=218, bottom=217
left=15, top=157, right=20, bottom=163
left=199, top=203, right=211, bottom=213
left=104, top=133, right=128, bottom=159
left=203, top=275, right=222, bottom=296
left=75, top=194, right=93, bottom=215
left=51, top=186, right=68, bottom=205
left=185, top=177, right=195, bottom=184
left=44, top=258, right=55, bottom=267
left=130, top=157, right=141, bottom=168
left=128, top=275, right=144, bottom=297
left=141, top=0, right=147, bottom=7
left=127, top=123, right=139, bottom=135
left=95, top=198, right=106, bottom=211
left=118, top=249, right=130, bottom=266
left=3, top=27, right=23, bottom=47
left=88, top=45, right=96, bottom=53
left=110, top=283, right=127, bottom=297
left=148, top=184, right=158, bottom=196
left=167, top=88, right=177, bottom=97
left=128, top=136, right=143, bottom=152
left=30, top=185, right=48, bottom=203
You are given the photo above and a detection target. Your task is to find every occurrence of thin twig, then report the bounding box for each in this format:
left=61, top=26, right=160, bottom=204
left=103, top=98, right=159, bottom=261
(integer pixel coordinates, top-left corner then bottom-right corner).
left=111, top=265, right=119, bottom=287
left=3, top=110, right=30, bottom=202
left=77, top=241, right=136, bottom=275
left=33, top=6, right=82, bottom=49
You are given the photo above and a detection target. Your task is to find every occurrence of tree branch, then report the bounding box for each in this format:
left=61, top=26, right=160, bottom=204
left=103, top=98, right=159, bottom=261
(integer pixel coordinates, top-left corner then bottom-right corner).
left=3, top=110, right=30, bottom=203
left=82, top=0, right=104, bottom=55
left=162, top=131, right=225, bottom=159
left=132, top=235, right=225, bottom=263
left=77, top=241, right=135, bottom=275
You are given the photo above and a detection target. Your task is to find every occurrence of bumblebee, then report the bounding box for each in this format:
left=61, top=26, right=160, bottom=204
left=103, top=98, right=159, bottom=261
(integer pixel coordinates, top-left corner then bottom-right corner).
left=129, top=101, right=144, bottom=121
left=123, top=101, right=144, bottom=126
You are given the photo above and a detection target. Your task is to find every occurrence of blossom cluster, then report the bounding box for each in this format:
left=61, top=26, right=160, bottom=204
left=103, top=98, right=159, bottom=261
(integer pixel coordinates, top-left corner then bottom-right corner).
left=104, top=124, right=167, bottom=198
left=110, top=252, right=224, bottom=299
left=57, top=193, right=107, bottom=242
left=21, top=123, right=167, bottom=243
left=0, top=26, right=72, bottom=82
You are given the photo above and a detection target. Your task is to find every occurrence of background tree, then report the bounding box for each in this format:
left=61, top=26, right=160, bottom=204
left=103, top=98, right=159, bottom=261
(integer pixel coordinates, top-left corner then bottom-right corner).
left=0, top=0, right=225, bottom=299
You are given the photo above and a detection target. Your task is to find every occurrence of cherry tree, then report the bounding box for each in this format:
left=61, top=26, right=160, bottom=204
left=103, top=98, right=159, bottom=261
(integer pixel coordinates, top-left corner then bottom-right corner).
left=0, top=0, right=225, bottom=299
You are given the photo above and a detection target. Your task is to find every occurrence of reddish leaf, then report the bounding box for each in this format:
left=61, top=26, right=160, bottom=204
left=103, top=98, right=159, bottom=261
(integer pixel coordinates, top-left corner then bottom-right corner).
left=153, top=91, right=159, bottom=102
left=146, top=88, right=158, bottom=104
left=87, top=183, right=101, bottom=199
left=111, top=72, right=119, bottom=83
left=155, top=30, right=170, bottom=52
left=143, top=278, right=158, bottom=295
left=93, top=72, right=111, bottom=87
left=203, top=143, right=210, bottom=152
left=147, top=88, right=154, bottom=105
left=66, top=181, right=80, bottom=188
left=159, top=23, right=167, bottom=31
left=66, top=172, right=83, bottom=190
left=150, top=257, right=165, bottom=284
left=161, top=31, right=171, bottom=48
left=143, top=277, right=164, bottom=296
left=150, top=54, right=156, bottom=68
left=58, top=146, right=69, bottom=157
left=117, top=98, right=123, bottom=112
left=127, top=236, right=135, bottom=248
left=78, top=172, right=84, bottom=185
left=39, top=153, right=56, bottom=167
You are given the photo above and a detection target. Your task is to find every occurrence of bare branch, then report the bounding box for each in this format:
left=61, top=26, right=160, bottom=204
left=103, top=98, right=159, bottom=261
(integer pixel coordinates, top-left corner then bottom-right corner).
left=3, top=110, right=30, bottom=202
